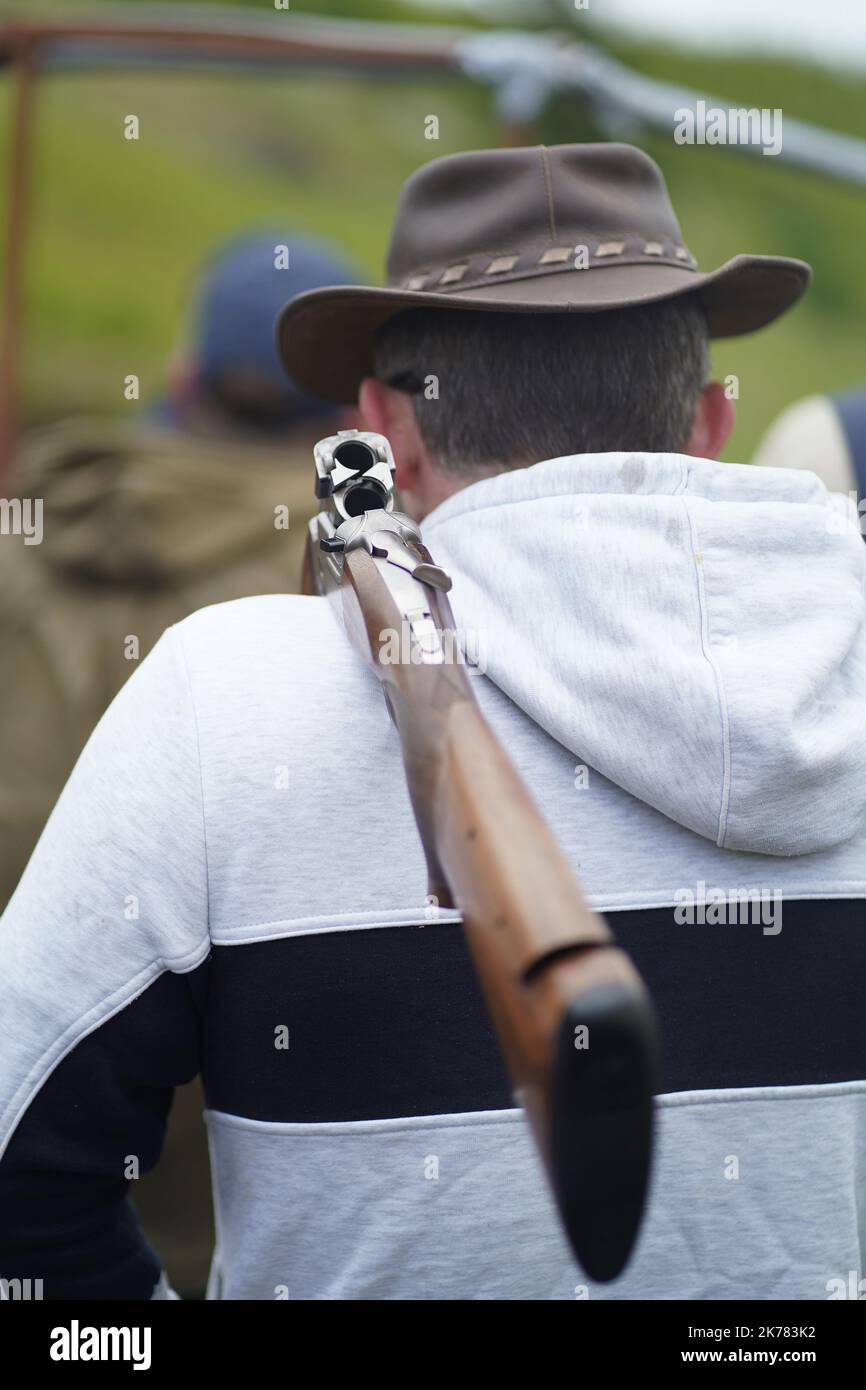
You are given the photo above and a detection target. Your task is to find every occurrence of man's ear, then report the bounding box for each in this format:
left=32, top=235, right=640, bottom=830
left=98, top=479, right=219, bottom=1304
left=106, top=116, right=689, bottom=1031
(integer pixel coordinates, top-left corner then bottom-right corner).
left=358, top=377, right=425, bottom=498
left=684, top=382, right=736, bottom=460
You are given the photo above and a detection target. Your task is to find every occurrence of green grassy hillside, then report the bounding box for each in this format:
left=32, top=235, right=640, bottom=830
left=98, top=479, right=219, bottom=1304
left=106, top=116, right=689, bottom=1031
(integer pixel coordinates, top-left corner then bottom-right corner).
left=2, top=1, right=864, bottom=463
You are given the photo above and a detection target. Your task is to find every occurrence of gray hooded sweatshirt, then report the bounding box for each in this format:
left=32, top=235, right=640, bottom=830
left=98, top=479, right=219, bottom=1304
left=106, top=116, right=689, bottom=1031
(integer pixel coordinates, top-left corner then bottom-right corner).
left=1, top=452, right=865, bottom=1302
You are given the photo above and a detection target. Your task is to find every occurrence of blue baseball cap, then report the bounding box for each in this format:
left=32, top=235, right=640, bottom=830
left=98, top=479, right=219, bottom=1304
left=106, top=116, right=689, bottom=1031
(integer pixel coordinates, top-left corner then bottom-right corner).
left=194, top=231, right=361, bottom=419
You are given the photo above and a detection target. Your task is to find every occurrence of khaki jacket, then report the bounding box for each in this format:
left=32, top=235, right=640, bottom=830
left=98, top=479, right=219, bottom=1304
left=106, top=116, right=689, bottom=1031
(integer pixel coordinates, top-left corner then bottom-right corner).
left=0, top=416, right=316, bottom=909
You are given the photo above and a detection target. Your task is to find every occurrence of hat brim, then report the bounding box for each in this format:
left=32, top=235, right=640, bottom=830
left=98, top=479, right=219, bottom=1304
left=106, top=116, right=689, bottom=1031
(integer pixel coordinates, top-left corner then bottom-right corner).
left=277, top=253, right=810, bottom=404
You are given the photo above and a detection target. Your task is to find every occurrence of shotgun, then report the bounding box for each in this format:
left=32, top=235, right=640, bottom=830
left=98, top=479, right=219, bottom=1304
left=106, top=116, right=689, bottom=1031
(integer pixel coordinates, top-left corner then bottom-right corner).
left=302, top=428, right=660, bottom=1281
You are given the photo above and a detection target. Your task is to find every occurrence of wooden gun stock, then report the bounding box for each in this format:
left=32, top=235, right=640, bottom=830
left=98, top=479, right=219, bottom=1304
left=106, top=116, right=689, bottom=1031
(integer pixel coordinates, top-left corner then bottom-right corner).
left=303, top=431, right=659, bottom=1280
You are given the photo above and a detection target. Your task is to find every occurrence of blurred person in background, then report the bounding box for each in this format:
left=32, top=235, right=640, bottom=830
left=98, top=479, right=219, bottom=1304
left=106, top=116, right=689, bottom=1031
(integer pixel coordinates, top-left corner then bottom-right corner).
left=752, top=386, right=866, bottom=509
left=0, top=231, right=358, bottom=912
left=0, top=231, right=358, bottom=1296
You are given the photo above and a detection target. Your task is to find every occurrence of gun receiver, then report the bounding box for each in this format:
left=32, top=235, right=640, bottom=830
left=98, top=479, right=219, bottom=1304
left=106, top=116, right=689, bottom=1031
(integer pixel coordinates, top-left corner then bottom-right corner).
left=304, top=428, right=660, bottom=1281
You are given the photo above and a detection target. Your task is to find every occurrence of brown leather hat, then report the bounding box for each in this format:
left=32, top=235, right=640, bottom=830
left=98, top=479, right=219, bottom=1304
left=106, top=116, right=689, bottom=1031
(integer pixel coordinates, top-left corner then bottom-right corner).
left=277, top=142, right=811, bottom=404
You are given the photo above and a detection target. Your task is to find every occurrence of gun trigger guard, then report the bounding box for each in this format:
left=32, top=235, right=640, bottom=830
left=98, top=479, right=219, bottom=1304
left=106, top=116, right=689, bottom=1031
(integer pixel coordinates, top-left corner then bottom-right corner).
left=411, top=562, right=452, bottom=593
left=333, top=511, right=453, bottom=589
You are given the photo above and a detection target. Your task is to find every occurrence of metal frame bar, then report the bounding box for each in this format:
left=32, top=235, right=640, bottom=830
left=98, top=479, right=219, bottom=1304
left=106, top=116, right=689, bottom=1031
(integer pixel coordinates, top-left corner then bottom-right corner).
left=0, top=8, right=472, bottom=485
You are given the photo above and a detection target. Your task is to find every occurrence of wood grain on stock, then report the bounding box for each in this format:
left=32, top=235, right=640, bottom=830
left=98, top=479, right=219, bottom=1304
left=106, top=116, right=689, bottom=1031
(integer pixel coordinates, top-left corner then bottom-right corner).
left=434, top=697, right=644, bottom=1131
left=341, top=546, right=644, bottom=1127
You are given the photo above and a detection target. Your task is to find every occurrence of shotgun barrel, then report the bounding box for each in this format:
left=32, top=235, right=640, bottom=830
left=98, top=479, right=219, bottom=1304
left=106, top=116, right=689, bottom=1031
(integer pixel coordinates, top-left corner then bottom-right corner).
left=303, top=428, right=660, bottom=1281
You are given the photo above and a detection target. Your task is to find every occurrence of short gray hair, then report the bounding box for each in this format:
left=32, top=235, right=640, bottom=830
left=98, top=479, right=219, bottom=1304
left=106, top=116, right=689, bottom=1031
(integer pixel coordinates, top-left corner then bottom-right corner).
left=372, top=298, right=710, bottom=476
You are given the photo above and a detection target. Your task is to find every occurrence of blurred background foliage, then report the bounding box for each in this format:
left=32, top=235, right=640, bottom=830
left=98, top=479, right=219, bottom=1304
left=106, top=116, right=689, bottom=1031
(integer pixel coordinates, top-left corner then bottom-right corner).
left=1, top=0, right=865, bottom=462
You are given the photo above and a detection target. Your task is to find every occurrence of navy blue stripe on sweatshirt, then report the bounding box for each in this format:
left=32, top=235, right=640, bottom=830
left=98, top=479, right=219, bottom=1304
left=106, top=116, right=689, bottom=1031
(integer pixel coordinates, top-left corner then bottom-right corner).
left=0, top=964, right=206, bottom=1300
left=201, top=898, right=866, bottom=1122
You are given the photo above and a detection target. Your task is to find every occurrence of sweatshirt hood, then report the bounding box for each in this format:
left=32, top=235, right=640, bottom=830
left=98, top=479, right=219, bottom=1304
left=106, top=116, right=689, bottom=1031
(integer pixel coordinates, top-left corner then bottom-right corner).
left=422, top=453, right=866, bottom=858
